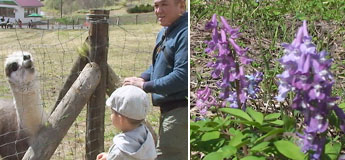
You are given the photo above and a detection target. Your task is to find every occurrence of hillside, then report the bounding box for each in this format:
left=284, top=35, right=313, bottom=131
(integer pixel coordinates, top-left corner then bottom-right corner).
left=42, top=0, right=154, bottom=18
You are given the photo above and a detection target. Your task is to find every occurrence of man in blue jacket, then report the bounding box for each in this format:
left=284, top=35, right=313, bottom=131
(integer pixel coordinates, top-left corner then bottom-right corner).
left=123, top=0, right=188, bottom=159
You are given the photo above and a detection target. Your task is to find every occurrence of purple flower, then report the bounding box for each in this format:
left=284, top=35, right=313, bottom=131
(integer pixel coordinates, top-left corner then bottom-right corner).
left=196, top=14, right=262, bottom=114
left=297, top=133, right=325, bottom=160
left=276, top=20, right=345, bottom=159
left=196, top=86, right=216, bottom=116
left=223, top=91, right=239, bottom=108
left=205, top=14, right=219, bottom=54
left=194, top=116, right=206, bottom=122
left=220, top=16, right=240, bottom=39
left=246, top=72, right=263, bottom=99
left=205, top=14, right=217, bottom=30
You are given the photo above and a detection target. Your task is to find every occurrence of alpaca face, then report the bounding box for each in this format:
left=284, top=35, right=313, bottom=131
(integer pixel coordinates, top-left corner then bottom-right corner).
left=4, top=51, right=37, bottom=93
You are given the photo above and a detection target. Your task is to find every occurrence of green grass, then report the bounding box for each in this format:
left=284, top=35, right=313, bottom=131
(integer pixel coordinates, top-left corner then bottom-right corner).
left=0, top=23, right=161, bottom=159
left=191, top=0, right=345, bottom=101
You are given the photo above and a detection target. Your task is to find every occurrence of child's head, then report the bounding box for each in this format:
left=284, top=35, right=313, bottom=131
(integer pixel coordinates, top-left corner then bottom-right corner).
left=106, top=85, right=150, bottom=131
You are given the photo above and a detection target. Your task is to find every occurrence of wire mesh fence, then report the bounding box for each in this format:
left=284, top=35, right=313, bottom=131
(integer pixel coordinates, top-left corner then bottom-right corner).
left=0, top=21, right=161, bottom=159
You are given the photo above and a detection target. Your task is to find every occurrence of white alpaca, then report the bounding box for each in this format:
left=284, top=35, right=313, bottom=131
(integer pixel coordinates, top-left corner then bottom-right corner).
left=0, top=51, right=47, bottom=159
left=4, top=51, right=47, bottom=136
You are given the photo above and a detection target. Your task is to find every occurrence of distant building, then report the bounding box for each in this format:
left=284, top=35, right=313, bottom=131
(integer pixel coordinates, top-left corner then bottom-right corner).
left=0, top=0, right=44, bottom=23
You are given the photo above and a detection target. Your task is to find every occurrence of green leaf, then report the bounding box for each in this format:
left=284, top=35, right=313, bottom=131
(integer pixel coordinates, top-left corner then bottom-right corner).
left=257, top=126, right=275, bottom=133
left=229, top=131, right=244, bottom=147
left=246, top=107, right=264, bottom=125
left=229, top=120, right=260, bottom=128
left=255, top=128, right=284, bottom=144
left=269, top=120, right=284, bottom=126
left=264, top=113, right=281, bottom=120
left=194, top=119, right=208, bottom=128
left=203, top=151, right=224, bottom=160
left=190, top=122, right=200, bottom=130
left=296, top=12, right=307, bottom=20
left=251, top=142, right=270, bottom=152
left=328, top=111, right=339, bottom=128
left=241, top=156, right=265, bottom=160
left=236, top=139, right=251, bottom=149
left=218, top=145, right=237, bottom=158
left=201, top=131, right=220, bottom=141
left=339, top=103, right=345, bottom=109
left=274, top=140, right=305, bottom=160
left=203, top=145, right=237, bottom=160
left=282, top=114, right=296, bottom=131
left=199, top=127, right=216, bottom=132
left=273, top=11, right=281, bottom=16
left=324, top=141, right=341, bottom=160
left=220, top=108, right=253, bottom=121
left=214, top=116, right=226, bottom=125
left=206, top=120, right=220, bottom=126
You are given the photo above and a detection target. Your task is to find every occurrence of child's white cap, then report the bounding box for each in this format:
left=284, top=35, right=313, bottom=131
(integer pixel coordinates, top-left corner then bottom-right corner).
left=106, top=85, right=150, bottom=120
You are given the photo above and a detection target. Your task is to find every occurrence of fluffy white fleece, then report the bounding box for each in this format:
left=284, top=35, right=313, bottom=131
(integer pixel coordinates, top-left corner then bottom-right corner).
left=5, top=51, right=47, bottom=136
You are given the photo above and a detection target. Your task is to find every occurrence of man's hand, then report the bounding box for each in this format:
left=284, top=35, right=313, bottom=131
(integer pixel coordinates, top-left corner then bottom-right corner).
left=123, top=77, right=145, bottom=89
left=96, top=152, right=108, bottom=160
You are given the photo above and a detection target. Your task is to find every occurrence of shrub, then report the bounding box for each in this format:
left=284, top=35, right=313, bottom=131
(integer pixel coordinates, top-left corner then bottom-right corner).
left=127, top=4, right=154, bottom=13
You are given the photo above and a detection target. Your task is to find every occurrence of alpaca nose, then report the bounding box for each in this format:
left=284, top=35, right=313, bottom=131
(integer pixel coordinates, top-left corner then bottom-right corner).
left=23, top=60, right=33, bottom=68
left=23, top=55, right=31, bottom=60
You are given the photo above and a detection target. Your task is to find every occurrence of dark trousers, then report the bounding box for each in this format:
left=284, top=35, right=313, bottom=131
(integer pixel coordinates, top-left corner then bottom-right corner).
left=156, top=106, right=188, bottom=160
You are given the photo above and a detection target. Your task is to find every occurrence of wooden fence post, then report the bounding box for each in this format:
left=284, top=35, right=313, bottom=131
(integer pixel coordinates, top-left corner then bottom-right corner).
left=85, top=9, right=109, bottom=160
left=50, top=56, right=89, bottom=114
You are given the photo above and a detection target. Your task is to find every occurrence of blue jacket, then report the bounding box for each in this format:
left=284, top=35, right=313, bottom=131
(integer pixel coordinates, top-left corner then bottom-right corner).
left=141, top=12, right=188, bottom=107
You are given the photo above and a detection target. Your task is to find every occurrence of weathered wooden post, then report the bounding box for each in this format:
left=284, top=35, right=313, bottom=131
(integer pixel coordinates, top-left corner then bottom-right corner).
left=50, top=56, right=89, bottom=114
left=85, top=9, right=109, bottom=160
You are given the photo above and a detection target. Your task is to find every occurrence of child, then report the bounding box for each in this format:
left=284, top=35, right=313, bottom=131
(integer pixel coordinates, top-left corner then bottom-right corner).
left=96, top=85, right=157, bottom=160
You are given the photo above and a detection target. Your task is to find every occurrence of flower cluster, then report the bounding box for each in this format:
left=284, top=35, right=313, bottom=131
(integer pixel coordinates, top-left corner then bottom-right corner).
left=196, top=86, right=217, bottom=116
left=196, top=14, right=262, bottom=116
left=276, top=21, right=345, bottom=159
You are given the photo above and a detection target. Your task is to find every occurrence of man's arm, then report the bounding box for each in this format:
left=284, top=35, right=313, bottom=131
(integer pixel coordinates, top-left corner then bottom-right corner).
left=140, top=65, right=152, bottom=81
left=143, top=29, right=188, bottom=95
left=123, top=65, right=152, bottom=88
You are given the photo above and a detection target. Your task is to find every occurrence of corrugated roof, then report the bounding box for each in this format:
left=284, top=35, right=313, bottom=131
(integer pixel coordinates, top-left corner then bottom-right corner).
left=15, top=0, right=43, bottom=7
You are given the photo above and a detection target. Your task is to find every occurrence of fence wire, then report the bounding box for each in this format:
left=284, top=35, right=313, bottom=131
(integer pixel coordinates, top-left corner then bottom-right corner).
left=0, top=22, right=161, bottom=159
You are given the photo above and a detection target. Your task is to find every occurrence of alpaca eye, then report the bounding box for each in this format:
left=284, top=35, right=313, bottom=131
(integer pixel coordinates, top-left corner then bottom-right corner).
left=10, top=63, right=19, bottom=72
left=5, top=62, right=19, bottom=77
